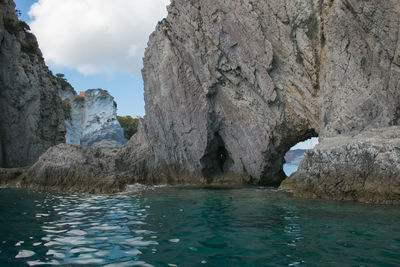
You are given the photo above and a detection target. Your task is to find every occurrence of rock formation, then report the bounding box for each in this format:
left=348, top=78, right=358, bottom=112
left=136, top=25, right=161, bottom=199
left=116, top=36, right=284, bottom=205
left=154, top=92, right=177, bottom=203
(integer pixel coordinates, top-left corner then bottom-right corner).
left=64, top=89, right=127, bottom=152
left=57, top=74, right=76, bottom=101
left=121, top=0, right=400, bottom=202
left=18, top=144, right=126, bottom=193
left=280, top=127, right=400, bottom=204
left=135, top=0, right=323, bottom=185
left=1, top=0, right=399, bottom=204
left=0, top=0, right=66, bottom=167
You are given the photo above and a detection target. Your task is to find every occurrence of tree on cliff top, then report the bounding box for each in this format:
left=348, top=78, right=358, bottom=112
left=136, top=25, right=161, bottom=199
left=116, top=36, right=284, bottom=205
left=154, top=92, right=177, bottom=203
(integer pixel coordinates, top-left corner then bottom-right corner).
left=55, top=73, right=72, bottom=90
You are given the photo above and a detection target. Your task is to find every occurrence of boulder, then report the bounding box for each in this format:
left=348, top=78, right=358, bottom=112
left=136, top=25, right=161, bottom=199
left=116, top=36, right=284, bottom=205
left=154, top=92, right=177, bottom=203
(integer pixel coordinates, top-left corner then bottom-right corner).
left=280, top=127, right=400, bottom=204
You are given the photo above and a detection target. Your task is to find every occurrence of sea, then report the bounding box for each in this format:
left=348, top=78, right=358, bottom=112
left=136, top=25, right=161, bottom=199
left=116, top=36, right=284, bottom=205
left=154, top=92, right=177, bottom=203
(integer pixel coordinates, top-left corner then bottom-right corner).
left=0, top=186, right=399, bottom=266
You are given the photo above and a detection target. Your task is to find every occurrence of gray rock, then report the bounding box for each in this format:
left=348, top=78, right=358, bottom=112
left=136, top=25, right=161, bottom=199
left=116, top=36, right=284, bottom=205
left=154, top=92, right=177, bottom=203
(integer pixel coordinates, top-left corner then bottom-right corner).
left=140, top=0, right=322, bottom=185
left=65, top=89, right=127, bottom=152
left=57, top=79, right=76, bottom=101
left=280, top=127, right=400, bottom=204
left=320, top=0, right=400, bottom=136
left=0, top=167, right=27, bottom=187
left=18, top=144, right=126, bottom=193
left=136, top=0, right=400, bottom=201
left=65, top=96, right=84, bottom=145
left=0, top=0, right=66, bottom=167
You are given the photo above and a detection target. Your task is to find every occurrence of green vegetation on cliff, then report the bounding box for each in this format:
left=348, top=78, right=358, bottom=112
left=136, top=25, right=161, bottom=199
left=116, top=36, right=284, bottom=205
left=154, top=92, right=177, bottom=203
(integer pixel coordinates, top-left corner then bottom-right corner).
left=55, top=73, right=72, bottom=90
left=117, top=116, right=139, bottom=140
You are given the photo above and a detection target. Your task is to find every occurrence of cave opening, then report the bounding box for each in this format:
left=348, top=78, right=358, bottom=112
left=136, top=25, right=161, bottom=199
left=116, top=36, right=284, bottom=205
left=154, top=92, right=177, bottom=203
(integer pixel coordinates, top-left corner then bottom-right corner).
left=200, top=133, right=233, bottom=182
left=283, top=137, right=319, bottom=177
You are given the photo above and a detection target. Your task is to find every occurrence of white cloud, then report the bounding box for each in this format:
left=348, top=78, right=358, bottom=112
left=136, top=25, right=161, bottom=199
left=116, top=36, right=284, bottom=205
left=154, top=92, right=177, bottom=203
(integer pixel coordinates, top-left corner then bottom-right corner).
left=28, top=0, right=170, bottom=77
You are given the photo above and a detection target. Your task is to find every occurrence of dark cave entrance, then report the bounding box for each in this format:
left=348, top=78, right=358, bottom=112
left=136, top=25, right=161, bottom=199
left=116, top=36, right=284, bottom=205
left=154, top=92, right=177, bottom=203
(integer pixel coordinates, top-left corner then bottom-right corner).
left=282, top=137, right=319, bottom=177
left=200, top=133, right=233, bottom=182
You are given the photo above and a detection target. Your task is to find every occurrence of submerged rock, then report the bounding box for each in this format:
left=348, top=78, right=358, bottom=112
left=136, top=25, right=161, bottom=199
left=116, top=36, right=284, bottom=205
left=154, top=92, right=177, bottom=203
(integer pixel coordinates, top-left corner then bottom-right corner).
left=0, top=0, right=66, bottom=167
left=280, top=127, right=400, bottom=204
left=65, top=89, right=127, bottom=153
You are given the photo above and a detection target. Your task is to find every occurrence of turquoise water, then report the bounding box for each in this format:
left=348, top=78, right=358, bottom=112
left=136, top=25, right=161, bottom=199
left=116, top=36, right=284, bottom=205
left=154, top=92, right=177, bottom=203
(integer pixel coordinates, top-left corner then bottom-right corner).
left=0, top=187, right=399, bottom=266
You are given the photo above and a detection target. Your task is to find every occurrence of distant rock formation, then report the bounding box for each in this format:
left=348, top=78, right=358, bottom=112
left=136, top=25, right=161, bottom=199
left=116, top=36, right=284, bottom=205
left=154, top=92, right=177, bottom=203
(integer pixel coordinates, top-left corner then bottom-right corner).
left=64, top=89, right=127, bottom=152
left=0, top=0, right=66, bottom=167
left=281, top=127, right=400, bottom=204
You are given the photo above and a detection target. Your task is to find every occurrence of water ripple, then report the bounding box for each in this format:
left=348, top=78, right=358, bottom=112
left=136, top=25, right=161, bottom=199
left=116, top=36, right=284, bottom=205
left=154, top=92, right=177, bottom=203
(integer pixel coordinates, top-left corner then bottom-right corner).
left=0, top=187, right=399, bottom=266
left=23, top=189, right=156, bottom=266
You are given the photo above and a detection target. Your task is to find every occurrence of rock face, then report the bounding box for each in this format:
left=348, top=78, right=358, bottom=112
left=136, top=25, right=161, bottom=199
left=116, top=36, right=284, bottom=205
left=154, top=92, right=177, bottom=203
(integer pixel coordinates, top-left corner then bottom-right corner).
left=65, top=89, right=127, bottom=152
left=119, top=0, right=400, bottom=201
left=57, top=76, right=76, bottom=101
left=0, top=0, right=66, bottom=167
left=19, top=144, right=126, bottom=193
left=138, top=0, right=324, bottom=185
left=133, top=0, right=399, bottom=187
left=280, top=127, right=400, bottom=204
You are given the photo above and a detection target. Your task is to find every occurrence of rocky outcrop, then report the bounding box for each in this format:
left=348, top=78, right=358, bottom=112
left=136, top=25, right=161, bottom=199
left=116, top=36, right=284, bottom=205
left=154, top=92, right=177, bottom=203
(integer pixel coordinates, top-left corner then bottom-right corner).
left=2, top=0, right=399, bottom=203
left=0, top=0, right=66, bottom=167
left=57, top=75, right=76, bottom=101
left=135, top=0, right=397, bottom=182
left=138, top=0, right=323, bottom=185
left=65, top=89, right=127, bottom=152
left=18, top=144, right=126, bottom=193
left=279, top=0, right=400, bottom=203
left=280, top=127, right=400, bottom=204
left=129, top=0, right=399, bottom=201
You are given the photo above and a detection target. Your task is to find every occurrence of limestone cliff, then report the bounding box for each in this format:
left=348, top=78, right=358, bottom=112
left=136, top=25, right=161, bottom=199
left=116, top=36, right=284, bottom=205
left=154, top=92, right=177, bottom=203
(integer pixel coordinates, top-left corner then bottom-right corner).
left=0, top=0, right=66, bottom=167
left=65, top=89, right=127, bottom=152
left=132, top=0, right=323, bottom=185
left=121, top=0, right=400, bottom=197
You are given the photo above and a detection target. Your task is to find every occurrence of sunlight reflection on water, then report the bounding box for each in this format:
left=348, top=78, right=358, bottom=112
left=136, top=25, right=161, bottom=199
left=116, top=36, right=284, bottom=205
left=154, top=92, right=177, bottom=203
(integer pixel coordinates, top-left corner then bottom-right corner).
left=0, top=186, right=399, bottom=266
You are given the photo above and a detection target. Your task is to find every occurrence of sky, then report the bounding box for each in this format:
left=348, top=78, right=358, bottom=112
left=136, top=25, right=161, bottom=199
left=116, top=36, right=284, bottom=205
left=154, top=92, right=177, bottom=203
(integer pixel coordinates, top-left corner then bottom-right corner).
left=14, top=0, right=170, bottom=116
left=291, top=137, right=319, bottom=150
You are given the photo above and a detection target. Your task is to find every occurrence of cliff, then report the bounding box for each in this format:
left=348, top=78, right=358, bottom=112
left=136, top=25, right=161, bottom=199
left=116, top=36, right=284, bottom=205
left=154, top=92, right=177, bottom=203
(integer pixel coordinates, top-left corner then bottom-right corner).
left=117, top=0, right=400, bottom=202
left=65, top=89, right=127, bottom=152
left=0, top=0, right=66, bottom=167
left=132, top=0, right=322, bottom=185
left=123, top=0, right=397, bottom=184
left=2, top=0, right=399, bottom=204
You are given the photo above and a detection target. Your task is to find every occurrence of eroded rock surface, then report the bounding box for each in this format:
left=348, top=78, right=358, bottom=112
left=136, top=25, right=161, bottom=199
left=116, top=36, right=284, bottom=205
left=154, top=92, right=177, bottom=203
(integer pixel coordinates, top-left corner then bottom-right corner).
left=19, top=144, right=126, bottom=193
left=281, top=127, right=400, bottom=204
left=0, top=0, right=66, bottom=167
left=132, top=0, right=400, bottom=201
left=136, top=0, right=399, bottom=185
left=139, top=0, right=324, bottom=185
left=65, top=89, right=127, bottom=152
